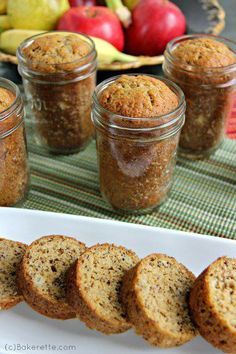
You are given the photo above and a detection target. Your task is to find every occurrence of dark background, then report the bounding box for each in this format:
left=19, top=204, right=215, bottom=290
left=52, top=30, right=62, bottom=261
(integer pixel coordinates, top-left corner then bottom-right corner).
left=0, top=0, right=235, bottom=84
left=221, top=0, right=235, bottom=39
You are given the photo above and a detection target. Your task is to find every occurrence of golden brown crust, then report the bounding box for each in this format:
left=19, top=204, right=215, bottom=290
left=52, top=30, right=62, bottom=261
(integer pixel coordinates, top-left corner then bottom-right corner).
left=22, top=33, right=92, bottom=73
left=0, top=88, right=15, bottom=113
left=173, top=38, right=236, bottom=68
left=0, top=238, right=27, bottom=310
left=17, top=265, right=76, bottom=319
left=17, top=235, right=86, bottom=320
left=99, top=75, right=178, bottom=119
left=0, top=296, right=23, bottom=310
left=121, top=253, right=197, bottom=347
left=66, top=243, right=139, bottom=334
left=189, top=257, right=236, bottom=353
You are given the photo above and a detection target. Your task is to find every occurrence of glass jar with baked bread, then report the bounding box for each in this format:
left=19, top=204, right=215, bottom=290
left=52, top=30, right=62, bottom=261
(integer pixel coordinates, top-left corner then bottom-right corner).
left=0, top=78, right=29, bottom=206
left=163, top=34, right=236, bottom=159
left=92, top=74, right=185, bottom=214
left=17, top=31, right=97, bottom=155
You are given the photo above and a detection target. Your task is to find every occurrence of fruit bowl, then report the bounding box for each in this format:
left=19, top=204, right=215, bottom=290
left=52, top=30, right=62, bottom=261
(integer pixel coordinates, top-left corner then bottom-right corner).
left=0, top=0, right=225, bottom=71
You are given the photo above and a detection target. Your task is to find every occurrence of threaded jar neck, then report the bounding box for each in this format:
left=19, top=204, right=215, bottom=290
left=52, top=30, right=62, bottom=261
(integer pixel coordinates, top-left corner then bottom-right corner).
left=163, top=34, right=236, bottom=89
left=92, top=74, right=186, bottom=142
left=17, top=31, right=97, bottom=85
left=0, top=78, right=24, bottom=138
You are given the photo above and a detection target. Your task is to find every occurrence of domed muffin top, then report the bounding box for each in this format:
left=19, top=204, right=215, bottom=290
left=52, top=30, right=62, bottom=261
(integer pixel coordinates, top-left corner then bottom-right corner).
left=99, top=75, right=179, bottom=118
left=172, top=37, right=236, bottom=68
left=22, top=33, right=92, bottom=73
left=0, top=88, right=15, bottom=113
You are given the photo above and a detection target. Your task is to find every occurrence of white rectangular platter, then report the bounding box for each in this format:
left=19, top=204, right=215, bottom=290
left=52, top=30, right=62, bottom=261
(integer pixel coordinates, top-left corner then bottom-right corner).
left=0, top=207, right=235, bottom=354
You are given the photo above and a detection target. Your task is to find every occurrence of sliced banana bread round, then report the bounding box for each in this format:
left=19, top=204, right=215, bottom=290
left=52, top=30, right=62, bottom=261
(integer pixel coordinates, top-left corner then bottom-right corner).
left=121, top=253, right=198, bottom=347
left=0, top=238, right=27, bottom=310
left=17, top=235, right=86, bottom=319
left=189, top=256, right=236, bottom=353
left=66, top=243, right=139, bottom=334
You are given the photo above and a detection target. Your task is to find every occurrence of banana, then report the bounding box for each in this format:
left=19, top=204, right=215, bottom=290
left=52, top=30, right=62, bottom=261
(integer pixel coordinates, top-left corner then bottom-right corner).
left=0, top=16, right=12, bottom=33
left=0, top=29, right=137, bottom=65
left=90, top=36, right=137, bottom=64
left=0, top=29, right=44, bottom=55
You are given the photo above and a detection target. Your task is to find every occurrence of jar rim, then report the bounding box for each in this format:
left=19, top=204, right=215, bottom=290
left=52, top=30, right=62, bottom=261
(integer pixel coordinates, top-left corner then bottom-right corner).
left=0, top=77, right=21, bottom=121
left=165, top=34, right=236, bottom=74
left=93, top=74, right=185, bottom=124
left=17, top=30, right=97, bottom=76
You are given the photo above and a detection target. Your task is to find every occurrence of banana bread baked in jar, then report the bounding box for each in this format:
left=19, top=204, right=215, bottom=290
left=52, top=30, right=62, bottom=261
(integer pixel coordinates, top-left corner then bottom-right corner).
left=17, top=32, right=97, bottom=154
left=0, top=78, right=29, bottom=206
left=92, top=74, right=185, bottom=214
left=163, top=34, right=236, bottom=159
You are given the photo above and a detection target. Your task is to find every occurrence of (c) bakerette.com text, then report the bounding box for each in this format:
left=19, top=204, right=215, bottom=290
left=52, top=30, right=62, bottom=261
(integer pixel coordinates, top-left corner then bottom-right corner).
left=4, top=343, right=77, bottom=352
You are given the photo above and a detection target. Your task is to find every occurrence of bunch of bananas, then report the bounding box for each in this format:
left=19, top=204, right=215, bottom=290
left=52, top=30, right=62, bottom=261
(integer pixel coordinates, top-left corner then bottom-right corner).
left=0, top=0, right=137, bottom=66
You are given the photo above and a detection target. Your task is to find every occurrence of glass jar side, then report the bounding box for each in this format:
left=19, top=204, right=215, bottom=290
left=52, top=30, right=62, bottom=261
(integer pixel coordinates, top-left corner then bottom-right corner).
left=95, top=128, right=181, bottom=214
left=163, top=34, right=236, bottom=159
left=22, top=72, right=96, bottom=154
left=0, top=78, right=29, bottom=206
left=178, top=83, right=233, bottom=158
left=17, top=32, right=97, bottom=155
left=92, top=75, right=185, bottom=214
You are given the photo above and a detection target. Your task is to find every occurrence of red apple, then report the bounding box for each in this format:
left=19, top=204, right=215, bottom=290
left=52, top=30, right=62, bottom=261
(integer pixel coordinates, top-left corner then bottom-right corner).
left=57, top=6, right=124, bottom=51
left=69, top=0, right=96, bottom=6
left=125, top=0, right=186, bottom=56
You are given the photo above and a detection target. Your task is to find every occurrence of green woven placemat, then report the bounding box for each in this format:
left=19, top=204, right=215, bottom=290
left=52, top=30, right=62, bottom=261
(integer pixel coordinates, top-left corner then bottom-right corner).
left=21, top=134, right=236, bottom=240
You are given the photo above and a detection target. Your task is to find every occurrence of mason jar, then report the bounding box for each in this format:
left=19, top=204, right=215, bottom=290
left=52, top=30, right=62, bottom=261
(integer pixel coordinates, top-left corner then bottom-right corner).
left=0, top=78, right=29, bottom=206
left=17, top=31, right=97, bottom=154
left=163, top=34, right=236, bottom=159
left=92, top=75, right=185, bottom=214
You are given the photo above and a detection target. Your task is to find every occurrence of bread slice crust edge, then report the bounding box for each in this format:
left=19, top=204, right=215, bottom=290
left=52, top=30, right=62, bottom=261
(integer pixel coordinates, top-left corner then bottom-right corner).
left=0, top=238, right=27, bottom=310
left=17, top=235, right=86, bottom=320
left=121, top=253, right=198, bottom=347
left=189, top=256, right=236, bottom=354
left=66, top=243, right=139, bottom=334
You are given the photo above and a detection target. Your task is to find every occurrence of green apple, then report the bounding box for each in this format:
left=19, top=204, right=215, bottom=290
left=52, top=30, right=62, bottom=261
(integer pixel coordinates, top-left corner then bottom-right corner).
left=0, top=0, right=7, bottom=14
left=123, top=0, right=139, bottom=10
left=8, top=0, right=70, bottom=30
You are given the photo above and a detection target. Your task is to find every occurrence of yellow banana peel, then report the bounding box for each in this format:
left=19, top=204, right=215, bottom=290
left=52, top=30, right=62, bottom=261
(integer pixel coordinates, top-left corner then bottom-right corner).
left=0, top=29, right=44, bottom=55
left=90, top=36, right=137, bottom=64
left=0, top=30, right=138, bottom=65
left=0, top=16, right=11, bottom=33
